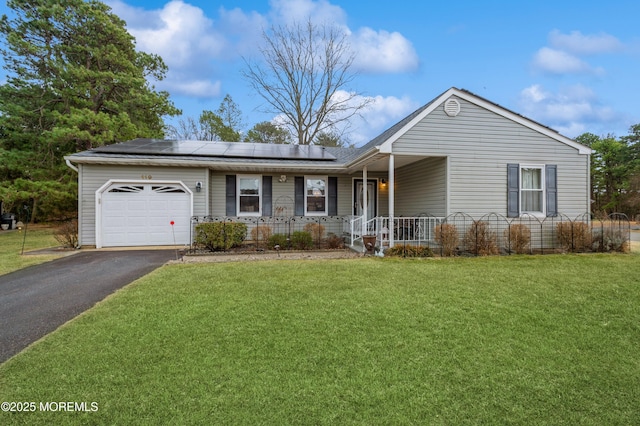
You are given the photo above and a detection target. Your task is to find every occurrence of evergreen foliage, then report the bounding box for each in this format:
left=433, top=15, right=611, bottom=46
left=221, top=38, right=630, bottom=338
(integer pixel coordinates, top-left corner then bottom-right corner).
left=0, top=0, right=180, bottom=221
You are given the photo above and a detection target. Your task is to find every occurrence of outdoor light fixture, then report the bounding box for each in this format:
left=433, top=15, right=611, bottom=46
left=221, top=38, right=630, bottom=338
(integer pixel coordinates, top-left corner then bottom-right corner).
left=278, top=175, right=287, bottom=183
left=195, top=182, right=202, bottom=192
left=380, top=178, right=387, bottom=188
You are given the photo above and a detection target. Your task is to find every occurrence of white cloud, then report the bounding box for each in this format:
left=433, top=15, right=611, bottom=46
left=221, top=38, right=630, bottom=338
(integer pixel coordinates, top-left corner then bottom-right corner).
left=263, top=92, right=419, bottom=146
left=217, top=7, right=268, bottom=56
left=518, top=84, right=617, bottom=137
left=345, top=93, right=420, bottom=145
left=267, top=0, right=418, bottom=74
left=548, top=30, right=623, bottom=55
left=165, top=79, right=222, bottom=99
left=350, top=28, right=419, bottom=73
left=532, top=47, right=600, bottom=75
left=106, top=0, right=420, bottom=112
left=128, top=1, right=224, bottom=67
left=520, top=84, right=547, bottom=103
left=106, top=0, right=159, bottom=29
left=531, top=30, right=626, bottom=76
left=268, top=0, right=347, bottom=25
left=107, top=0, right=226, bottom=99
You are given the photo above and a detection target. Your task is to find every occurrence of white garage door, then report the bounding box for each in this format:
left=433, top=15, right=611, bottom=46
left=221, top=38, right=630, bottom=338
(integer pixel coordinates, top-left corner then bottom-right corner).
left=101, top=183, right=191, bottom=247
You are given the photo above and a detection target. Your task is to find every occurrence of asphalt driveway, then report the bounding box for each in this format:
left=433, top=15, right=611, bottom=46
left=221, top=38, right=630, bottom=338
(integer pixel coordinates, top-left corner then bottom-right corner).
left=0, top=250, right=176, bottom=363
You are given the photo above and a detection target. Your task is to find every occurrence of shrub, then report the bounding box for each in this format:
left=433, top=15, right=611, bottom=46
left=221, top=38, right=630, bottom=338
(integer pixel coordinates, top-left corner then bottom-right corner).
left=324, top=233, right=345, bottom=249
left=268, top=233, right=289, bottom=250
left=195, top=222, right=247, bottom=251
left=592, top=227, right=630, bottom=253
left=303, top=223, right=325, bottom=244
left=250, top=225, right=272, bottom=242
left=555, top=222, right=572, bottom=251
left=290, top=231, right=313, bottom=250
left=505, top=223, right=531, bottom=254
left=435, top=223, right=459, bottom=256
left=556, top=221, right=591, bottom=252
left=385, top=245, right=434, bottom=258
left=54, top=219, right=78, bottom=248
left=463, top=221, right=499, bottom=256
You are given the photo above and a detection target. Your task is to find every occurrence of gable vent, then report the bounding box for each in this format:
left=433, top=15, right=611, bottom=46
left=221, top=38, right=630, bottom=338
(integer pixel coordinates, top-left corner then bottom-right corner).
left=444, top=98, right=461, bottom=117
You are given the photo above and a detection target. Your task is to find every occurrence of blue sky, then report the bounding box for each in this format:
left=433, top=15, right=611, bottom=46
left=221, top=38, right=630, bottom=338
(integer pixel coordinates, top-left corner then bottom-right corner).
left=2, top=0, right=640, bottom=146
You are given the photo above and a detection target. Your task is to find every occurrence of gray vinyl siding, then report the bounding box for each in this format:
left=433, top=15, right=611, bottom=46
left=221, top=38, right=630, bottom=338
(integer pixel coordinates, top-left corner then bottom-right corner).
left=209, top=172, right=295, bottom=216
left=78, top=164, right=207, bottom=246
left=210, top=172, right=225, bottom=216
left=336, top=176, right=353, bottom=216
left=375, top=176, right=389, bottom=217
left=392, top=96, right=589, bottom=218
left=394, top=157, right=447, bottom=217
left=210, top=172, right=355, bottom=217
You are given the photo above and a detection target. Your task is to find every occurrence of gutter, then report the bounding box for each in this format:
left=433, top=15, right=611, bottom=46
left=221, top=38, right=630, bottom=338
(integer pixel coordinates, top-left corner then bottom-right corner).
left=64, top=154, right=351, bottom=174
left=345, top=145, right=384, bottom=172
left=63, top=143, right=388, bottom=174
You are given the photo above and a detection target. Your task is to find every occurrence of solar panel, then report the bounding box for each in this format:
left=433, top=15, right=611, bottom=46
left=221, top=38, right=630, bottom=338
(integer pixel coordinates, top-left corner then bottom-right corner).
left=192, top=143, right=229, bottom=156
left=223, top=143, right=255, bottom=156
left=92, top=139, right=337, bottom=161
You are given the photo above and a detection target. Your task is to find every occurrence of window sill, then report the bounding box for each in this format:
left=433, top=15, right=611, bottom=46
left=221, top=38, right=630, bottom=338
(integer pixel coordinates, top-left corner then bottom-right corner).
left=519, top=212, right=546, bottom=219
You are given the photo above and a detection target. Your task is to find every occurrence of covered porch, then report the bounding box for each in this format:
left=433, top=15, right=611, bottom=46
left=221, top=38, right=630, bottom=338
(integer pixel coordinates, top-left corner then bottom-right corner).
left=347, top=148, right=447, bottom=251
left=349, top=214, right=445, bottom=251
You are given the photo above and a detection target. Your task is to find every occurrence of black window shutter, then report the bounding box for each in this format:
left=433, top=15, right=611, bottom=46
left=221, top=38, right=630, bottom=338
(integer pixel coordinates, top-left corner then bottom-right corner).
left=262, top=176, right=272, bottom=216
left=507, top=164, right=519, bottom=218
left=294, top=176, right=304, bottom=216
left=328, top=177, right=338, bottom=216
left=546, top=165, right=558, bottom=217
left=225, top=175, right=236, bottom=216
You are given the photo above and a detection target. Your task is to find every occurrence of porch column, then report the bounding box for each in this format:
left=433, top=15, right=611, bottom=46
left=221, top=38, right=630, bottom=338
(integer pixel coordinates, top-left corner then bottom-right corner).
left=388, top=154, right=395, bottom=248
left=362, top=166, right=368, bottom=236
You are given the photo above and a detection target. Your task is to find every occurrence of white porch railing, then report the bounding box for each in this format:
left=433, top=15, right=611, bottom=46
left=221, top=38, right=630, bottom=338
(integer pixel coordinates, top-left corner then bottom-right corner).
left=350, top=215, right=445, bottom=249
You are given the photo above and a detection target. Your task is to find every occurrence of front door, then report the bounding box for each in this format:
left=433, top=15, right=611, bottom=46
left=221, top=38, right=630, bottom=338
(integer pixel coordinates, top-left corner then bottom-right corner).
left=354, top=179, right=377, bottom=218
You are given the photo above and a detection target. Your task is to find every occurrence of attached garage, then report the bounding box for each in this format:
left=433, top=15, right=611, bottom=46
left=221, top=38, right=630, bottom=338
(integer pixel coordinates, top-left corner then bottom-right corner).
left=97, top=181, right=192, bottom=248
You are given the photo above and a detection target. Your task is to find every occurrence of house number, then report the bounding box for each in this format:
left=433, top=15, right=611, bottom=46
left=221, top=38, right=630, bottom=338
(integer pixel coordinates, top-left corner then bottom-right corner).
left=141, top=175, right=153, bottom=180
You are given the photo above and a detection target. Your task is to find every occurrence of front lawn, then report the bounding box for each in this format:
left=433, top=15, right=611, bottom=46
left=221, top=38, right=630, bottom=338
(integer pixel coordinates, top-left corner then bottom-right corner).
left=1, top=255, right=639, bottom=424
left=0, top=226, right=62, bottom=276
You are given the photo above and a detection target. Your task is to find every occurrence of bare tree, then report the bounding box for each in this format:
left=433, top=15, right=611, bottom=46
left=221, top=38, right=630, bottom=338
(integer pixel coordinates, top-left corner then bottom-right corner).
left=166, top=116, right=201, bottom=140
left=243, top=20, right=371, bottom=145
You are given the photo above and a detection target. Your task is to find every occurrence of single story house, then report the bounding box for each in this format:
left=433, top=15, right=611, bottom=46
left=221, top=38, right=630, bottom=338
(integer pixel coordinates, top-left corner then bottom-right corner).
left=64, top=87, right=591, bottom=249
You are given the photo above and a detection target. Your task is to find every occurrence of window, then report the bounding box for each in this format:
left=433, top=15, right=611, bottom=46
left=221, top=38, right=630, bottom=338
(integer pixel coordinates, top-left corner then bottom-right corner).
left=238, top=175, right=261, bottom=215
left=520, top=166, right=544, bottom=214
left=508, top=164, right=557, bottom=218
left=305, top=176, right=327, bottom=215
left=108, top=185, right=143, bottom=193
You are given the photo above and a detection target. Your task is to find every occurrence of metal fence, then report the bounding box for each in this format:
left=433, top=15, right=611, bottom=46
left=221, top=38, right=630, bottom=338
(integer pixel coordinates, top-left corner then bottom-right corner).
left=188, top=212, right=631, bottom=256
left=189, top=215, right=351, bottom=253
left=397, top=212, right=631, bottom=256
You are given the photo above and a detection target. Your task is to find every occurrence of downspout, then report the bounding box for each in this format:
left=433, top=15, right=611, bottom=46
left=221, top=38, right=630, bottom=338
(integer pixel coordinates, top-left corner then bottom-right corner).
left=362, top=166, right=368, bottom=236
left=587, top=153, right=591, bottom=219
left=65, top=158, right=81, bottom=248
left=388, top=154, right=395, bottom=248
left=446, top=156, right=451, bottom=216
left=66, top=158, right=78, bottom=173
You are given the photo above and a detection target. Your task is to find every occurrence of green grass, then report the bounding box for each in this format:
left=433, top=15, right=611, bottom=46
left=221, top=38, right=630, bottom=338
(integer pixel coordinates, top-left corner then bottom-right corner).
left=1, top=254, right=639, bottom=424
left=0, top=226, right=62, bottom=276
